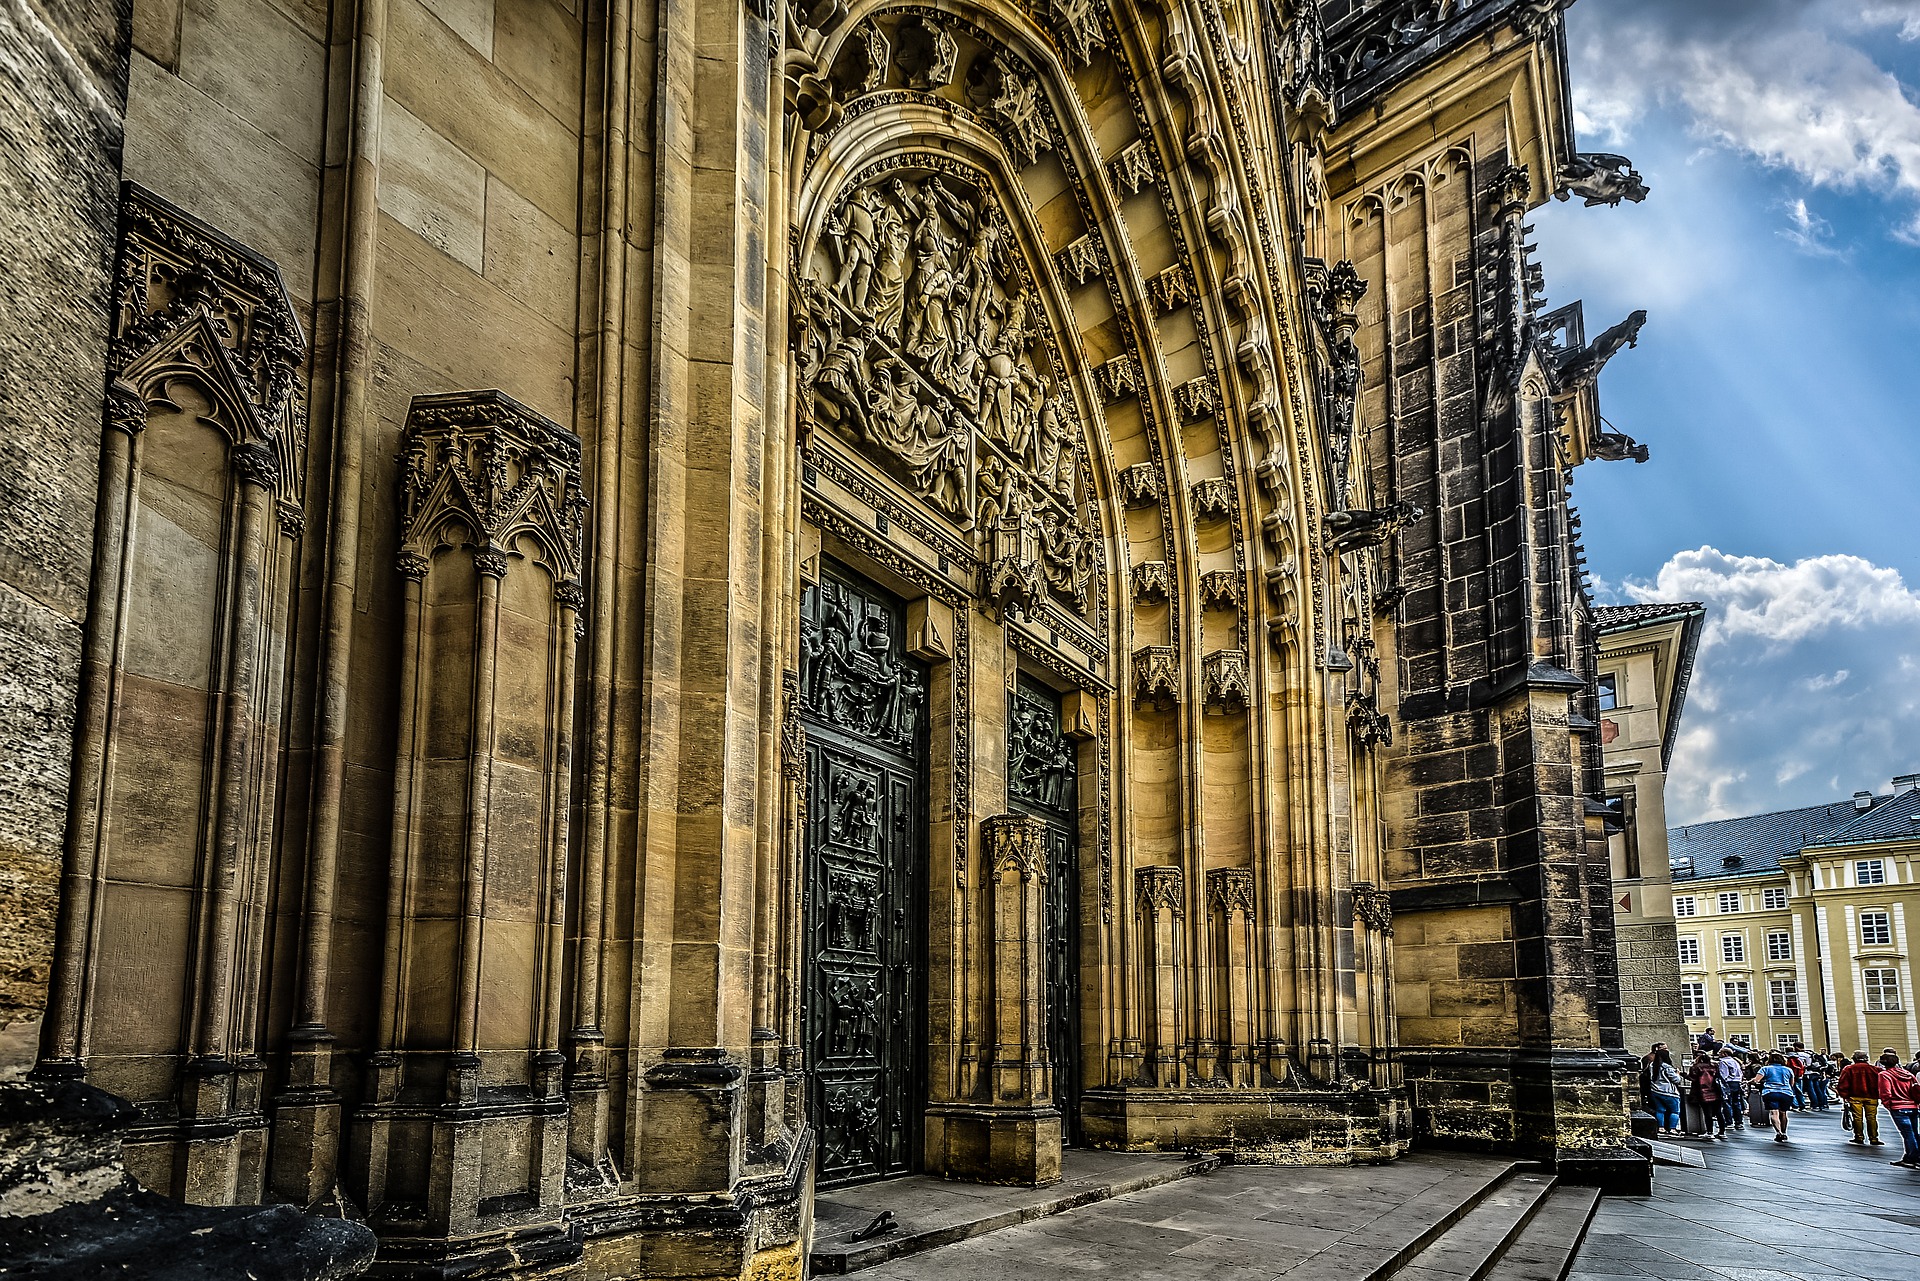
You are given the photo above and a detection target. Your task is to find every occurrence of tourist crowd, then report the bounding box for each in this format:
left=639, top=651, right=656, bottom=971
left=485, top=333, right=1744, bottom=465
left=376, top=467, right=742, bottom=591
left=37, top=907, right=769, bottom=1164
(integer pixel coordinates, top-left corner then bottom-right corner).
left=1637, top=1031, right=1920, bottom=1167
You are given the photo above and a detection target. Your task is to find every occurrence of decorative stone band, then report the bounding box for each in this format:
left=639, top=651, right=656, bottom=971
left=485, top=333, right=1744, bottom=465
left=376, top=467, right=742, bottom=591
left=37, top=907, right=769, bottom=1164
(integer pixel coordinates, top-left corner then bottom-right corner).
left=396, top=389, right=588, bottom=589
left=1135, top=865, right=1184, bottom=917
left=983, top=813, right=1048, bottom=881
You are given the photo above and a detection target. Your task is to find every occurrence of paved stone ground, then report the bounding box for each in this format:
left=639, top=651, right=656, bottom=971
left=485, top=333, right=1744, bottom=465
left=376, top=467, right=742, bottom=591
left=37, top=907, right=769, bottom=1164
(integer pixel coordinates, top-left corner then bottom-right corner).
left=1570, top=1114, right=1920, bottom=1281
left=854, top=1150, right=1516, bottom=1281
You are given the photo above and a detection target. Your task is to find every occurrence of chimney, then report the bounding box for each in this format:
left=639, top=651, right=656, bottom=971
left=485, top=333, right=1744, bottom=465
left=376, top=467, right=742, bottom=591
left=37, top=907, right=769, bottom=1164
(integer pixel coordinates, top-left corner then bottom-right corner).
left=1892, top=773, right=1920, bottom=794
left=1853, top=791, right=1875, bottom=812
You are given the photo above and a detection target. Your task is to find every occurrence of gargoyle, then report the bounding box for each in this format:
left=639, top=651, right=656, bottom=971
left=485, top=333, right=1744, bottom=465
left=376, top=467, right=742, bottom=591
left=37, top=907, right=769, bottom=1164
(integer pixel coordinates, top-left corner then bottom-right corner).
left=1557, top=153, right=1649, bottom=207
left=1555, top=309, right=1646, bottom=393
left=1325, top=501, right=1421, bottom=552
left=1589, top=430, right=1649, bottom=464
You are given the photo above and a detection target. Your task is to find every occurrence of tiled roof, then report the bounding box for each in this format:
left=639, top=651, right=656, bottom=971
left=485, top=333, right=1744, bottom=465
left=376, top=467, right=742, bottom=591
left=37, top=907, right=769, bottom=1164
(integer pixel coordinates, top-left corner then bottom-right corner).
left=1594, top=601, right=1705, bottom=632
left=1805, top=787, right=1920, bottom=848
left=1668, top=799, right=1880, bottom=881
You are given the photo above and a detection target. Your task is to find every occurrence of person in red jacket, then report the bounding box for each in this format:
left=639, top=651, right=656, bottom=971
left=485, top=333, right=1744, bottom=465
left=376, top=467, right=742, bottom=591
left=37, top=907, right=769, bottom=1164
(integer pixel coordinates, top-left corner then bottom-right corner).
left=1839, top=1050, right=1886, bottom=1146
left=1876, top=1049, right=1920, bottom=1167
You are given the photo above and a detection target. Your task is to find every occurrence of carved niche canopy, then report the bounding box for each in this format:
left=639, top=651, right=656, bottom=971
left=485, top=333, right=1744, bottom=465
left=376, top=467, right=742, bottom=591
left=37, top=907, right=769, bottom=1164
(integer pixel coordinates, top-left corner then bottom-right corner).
left=797, top=157, right=1098, bottom=619
left=398, top=391, right=588, bottom=588
left=112, top=182, right=307, bottom=494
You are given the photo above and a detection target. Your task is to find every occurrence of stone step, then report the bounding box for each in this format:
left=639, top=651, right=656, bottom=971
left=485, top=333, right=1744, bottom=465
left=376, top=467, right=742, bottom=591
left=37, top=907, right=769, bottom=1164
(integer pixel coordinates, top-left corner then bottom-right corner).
left=1380, top=1171, right=1559, bottom=1281
left=808, top=1150, right=1221, bottom=1275
left=1480, top=1185, right=1603, bottom=1281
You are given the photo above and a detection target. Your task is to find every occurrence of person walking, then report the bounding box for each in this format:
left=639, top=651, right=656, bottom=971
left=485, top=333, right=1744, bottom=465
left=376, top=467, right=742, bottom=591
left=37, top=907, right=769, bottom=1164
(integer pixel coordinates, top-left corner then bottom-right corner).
left=1804, top=1047, right=1832, bottom=1111
left=1756, top=1052, right=1797, bottom=1142
left=1877, top=1049, right=1920, bottom=1168
left=1717, top=1045, right=1747, bottom=1131
left=1650, top=1045, right=1686, bottom=1137
left=1838, top=1050, right=1884, bottom=1147
left=1689, top=1050, right=1726, bottom=1138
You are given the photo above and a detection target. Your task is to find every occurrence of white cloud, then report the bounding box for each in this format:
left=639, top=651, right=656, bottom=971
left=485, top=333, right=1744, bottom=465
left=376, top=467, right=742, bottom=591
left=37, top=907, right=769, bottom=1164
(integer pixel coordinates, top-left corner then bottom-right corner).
left=1571, top=0, right=1920, bottom=242
left=1780, top=197, right=1846, bottom=257
left=1626, top=548, right=1920, bottom=824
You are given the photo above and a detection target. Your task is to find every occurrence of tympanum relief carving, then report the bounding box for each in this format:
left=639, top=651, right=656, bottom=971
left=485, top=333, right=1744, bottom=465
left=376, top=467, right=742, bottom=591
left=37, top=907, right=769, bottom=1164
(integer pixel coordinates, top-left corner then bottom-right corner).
left=798, top=160, right=1099, bottom=618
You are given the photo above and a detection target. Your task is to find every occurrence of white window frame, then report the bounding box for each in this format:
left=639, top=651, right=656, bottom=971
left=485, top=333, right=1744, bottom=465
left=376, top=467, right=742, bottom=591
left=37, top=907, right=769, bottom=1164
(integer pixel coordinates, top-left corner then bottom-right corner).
left=1857, top=859, right=1886, bottom=886
left=1723, top=981, right=1753, bottom=1018
left=1729, top=1032, right=1752, bottom=1048
left=1674, top=896, right=1697, bottom=918
left=1681, top=982, right=1707, bottom=1018
left=1865, top=968, right=1902, bottom=1013
left=1597, top=672, right=1619, bottom=711
left=1766, top=930, right=1792, bottom=961
left=1678, top=936, right=1701, bottom=966
left=1861, top=911, right=1893, bottom=947
left=1776, top=1033, right=1797, bottom=1051
left=1721, top=932, right=1746, bottom=964
left=1718, top=891, right=1741, bottom=914
left=1768, top=979, right=1799, bottom=1018
left=1762, top=887, right=1787, bottom=911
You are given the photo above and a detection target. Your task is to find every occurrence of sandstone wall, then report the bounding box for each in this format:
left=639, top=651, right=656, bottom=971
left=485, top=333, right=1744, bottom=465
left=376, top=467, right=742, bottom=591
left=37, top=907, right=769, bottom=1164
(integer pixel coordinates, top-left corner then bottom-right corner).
left=0, top=0, right=130, bottom=1031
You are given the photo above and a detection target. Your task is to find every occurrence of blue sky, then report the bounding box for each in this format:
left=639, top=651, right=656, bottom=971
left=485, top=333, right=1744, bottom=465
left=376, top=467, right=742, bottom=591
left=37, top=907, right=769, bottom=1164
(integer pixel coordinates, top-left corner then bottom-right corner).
left=1532, top=0, right=1920, bottom=823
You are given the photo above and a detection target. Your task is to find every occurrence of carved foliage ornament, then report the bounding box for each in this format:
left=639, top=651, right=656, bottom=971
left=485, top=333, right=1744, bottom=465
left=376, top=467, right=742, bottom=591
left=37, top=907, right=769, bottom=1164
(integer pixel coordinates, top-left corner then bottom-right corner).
left=397, top=390, right=588, bottom=592
left=798, top=159, right=1096, bottom=618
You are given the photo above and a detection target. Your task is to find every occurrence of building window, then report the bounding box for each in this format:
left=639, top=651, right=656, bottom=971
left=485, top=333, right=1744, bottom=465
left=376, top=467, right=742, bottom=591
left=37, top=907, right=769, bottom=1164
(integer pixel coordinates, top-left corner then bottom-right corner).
left=1768, top=980, right=1800, bottom=1018
left=1762, top=887, right=1787, bottom=911
left=1729, top=1032, right=1752, bottom=1048
left=1597, top=672, right=1618, bottom=711
left=1678, top=937, right=1701, bottom=966
left=1724, top=981, right=1753, bottom=1018
left=1766, top=931, right=1792, bottom=961
left=1674, top=896, right=1697, bottom=918
left=1721, top=932, right=1746, bottom=964
left=1718, top=891, right=1741, bottom=914
left=1681, top=982, right=1707, bottom=1018
left=1865, top=969, right=1903, bottom=1012
left=1776, top=1034, right=1798, bottom=1051
left=1857, top=860, right=1886, bottom=886
left=1862, top=911, right=1893, bottom=947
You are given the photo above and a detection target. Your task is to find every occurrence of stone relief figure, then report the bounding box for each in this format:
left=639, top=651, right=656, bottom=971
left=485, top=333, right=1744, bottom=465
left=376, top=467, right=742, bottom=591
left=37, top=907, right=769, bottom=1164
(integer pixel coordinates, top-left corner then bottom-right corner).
left=803, top=164, right=1103, bottom=616
left=803, top=580, right=928, bottom=750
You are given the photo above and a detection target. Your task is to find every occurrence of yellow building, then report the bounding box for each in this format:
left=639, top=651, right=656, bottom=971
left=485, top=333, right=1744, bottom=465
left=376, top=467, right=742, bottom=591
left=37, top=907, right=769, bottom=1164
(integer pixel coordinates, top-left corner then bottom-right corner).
left=1671, top=780, right=1920, bottom=1057
left=1596, top=603, right=1704, bottom=1055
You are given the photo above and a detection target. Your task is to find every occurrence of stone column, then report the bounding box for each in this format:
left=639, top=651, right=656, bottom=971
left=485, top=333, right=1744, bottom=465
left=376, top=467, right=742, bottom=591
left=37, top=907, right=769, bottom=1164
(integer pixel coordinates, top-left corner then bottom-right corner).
left=1136, top=866, right=1186, bottom=1088
left=929, top=813, right=1060, bottom=1185
left=1207, top=869, right=1256, bottom=1087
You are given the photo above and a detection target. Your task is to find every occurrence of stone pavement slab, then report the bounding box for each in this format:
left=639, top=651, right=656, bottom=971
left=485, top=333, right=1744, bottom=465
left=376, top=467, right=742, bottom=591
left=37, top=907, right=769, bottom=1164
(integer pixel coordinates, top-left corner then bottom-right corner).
left=1567, top=1116, right=1920, bottom=1281
left=853, top=1152, right=1519, bottom=1281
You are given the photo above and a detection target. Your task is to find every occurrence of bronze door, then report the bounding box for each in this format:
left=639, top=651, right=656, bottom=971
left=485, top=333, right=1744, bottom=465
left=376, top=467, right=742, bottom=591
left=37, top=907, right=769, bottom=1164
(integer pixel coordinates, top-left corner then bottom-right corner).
left=1008, top=676, right=1081, bottom=1144
left=799, top=566, right=927, bottom=1188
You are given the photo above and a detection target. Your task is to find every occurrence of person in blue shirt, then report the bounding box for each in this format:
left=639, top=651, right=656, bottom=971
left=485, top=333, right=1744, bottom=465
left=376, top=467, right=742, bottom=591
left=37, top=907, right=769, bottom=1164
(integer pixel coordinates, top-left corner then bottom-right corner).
left=1756, top=1052, right=1798, bottom=1141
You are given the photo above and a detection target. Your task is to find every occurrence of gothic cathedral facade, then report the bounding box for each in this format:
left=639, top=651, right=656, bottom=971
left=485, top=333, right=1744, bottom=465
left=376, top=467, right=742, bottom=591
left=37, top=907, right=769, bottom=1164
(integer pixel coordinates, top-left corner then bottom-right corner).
left=5, top=0, right=1655, bottom=1276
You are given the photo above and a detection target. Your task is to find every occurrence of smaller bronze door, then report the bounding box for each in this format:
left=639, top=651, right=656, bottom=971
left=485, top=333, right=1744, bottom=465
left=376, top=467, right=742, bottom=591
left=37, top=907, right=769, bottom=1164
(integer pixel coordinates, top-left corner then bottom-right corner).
left=799, top=567, right=927, bottom=1188
left=1008, top=676, right=1081, bottom=1144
